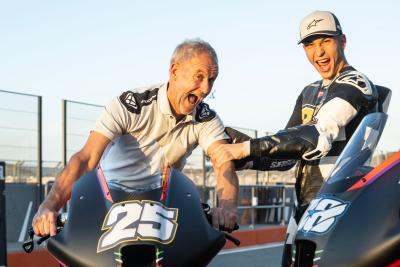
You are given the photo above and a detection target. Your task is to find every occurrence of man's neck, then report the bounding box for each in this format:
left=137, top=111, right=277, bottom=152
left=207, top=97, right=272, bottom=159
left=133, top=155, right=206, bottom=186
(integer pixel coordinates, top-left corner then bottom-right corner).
left=322, top=63, right=351, bottom=86
left=166, top=83, right=185, bottom=122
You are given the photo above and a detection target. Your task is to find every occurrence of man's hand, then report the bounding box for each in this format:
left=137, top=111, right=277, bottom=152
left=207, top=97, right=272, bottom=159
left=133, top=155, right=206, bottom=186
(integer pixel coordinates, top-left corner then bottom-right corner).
left=210, top=200, right=238, bottom=231
left=211, top=142, right=250, bottom=169
left=32, top=204, right=59, bottom=237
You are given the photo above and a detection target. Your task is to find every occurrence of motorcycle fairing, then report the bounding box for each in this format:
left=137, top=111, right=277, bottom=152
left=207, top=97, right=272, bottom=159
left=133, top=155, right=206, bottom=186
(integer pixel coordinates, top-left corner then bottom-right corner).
left=47, top=168, right=225, bottom=267
left=293, top=113, right=400, bottom=267
left=348, top=152, right=400, bottom=191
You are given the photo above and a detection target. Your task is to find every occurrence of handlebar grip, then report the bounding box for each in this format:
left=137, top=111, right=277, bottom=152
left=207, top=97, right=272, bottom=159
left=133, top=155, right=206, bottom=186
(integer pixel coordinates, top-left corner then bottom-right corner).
left=219, top=223, right=239, bottom=233
left=37, top=235, right=51, bottom=245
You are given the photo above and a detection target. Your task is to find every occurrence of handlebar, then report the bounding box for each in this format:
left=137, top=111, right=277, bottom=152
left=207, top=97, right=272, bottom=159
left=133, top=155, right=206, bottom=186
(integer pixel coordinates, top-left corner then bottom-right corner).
left=22, top=213, right=67, bottom=253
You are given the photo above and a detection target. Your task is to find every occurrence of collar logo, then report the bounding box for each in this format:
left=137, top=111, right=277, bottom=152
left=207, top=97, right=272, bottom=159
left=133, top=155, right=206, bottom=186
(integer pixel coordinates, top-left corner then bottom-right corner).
left=307, top=18, right=324, bottom=30
left=199, top=104, right=210, bottom=120
left=123, top=92, right=138, bottom=110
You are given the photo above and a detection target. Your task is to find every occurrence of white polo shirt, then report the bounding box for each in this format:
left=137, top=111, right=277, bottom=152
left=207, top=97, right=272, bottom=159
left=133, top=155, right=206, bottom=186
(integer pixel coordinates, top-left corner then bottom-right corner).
left=93, top=83, right=228, bottom=189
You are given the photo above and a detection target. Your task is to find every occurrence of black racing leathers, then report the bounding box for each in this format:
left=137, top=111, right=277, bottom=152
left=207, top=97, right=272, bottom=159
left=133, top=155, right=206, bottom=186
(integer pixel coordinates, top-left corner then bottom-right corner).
left=250, top=124, right=320, bottom=160
left=225, top=127, right=296, bottom=171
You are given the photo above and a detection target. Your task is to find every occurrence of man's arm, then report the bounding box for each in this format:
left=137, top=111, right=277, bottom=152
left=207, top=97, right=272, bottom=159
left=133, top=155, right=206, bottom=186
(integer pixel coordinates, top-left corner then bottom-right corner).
left=32, top=131, right=110, bottom=236
left=224, top=127, right=296, bottom=171
left=207, top=139, right=239, bottom=230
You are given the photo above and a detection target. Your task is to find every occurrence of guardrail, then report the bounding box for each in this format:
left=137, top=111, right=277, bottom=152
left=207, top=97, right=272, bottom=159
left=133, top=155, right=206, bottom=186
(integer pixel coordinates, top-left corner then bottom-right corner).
left=237, top=184, right=294, bottom=228
left=201, top=184, right=294, bottom=228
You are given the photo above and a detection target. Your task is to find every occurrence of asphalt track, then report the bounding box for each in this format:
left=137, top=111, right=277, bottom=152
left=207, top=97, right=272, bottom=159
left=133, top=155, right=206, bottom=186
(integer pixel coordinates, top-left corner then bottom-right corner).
left=209, top=242, right=284, bottom=267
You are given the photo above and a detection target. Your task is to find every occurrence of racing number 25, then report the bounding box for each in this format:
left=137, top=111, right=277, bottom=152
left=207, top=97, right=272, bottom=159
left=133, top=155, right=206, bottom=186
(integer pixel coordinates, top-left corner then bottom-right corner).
left=97, top=200, right=179, bottom=252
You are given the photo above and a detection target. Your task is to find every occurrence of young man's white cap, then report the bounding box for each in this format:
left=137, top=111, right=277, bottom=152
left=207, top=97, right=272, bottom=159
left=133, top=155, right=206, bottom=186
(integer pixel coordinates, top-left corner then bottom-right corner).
left=298, top=11, right=343, bottom=44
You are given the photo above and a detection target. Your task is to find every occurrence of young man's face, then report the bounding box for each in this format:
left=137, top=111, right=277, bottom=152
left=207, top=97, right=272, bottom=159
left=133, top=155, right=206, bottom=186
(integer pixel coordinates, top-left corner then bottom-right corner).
left=303, top=35, right=347, bottom=81
left=168, top=52, right=218, bottom=117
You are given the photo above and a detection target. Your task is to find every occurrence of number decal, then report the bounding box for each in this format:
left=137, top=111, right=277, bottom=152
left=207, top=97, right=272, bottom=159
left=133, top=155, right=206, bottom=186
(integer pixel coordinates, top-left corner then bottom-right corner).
left=298, top=197, right=349, bottom=234
left=97, top=200, right=178, bottom=253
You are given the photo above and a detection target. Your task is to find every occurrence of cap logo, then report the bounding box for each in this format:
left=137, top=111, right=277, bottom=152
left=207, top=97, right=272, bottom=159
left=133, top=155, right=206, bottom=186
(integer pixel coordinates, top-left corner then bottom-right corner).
left=307, top=18, right=324, bottom=30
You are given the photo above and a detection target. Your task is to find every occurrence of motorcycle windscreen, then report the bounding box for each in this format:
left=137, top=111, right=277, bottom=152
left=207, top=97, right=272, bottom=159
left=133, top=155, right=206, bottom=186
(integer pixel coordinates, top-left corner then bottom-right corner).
left=319, top=112, right=387, bottom=194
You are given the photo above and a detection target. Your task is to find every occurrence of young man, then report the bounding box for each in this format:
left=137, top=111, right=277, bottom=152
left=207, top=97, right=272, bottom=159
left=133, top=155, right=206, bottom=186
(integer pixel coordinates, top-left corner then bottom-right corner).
left=214, top=11, right=379, bottom=266
left=32, top=39, right=239, bottom=237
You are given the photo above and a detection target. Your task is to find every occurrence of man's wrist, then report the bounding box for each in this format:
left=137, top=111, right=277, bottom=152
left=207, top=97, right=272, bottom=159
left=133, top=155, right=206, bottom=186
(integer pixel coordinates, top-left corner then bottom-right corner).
left=219, top=199, right=238, bottom=210
left=243, top=141, right=251, bottom=158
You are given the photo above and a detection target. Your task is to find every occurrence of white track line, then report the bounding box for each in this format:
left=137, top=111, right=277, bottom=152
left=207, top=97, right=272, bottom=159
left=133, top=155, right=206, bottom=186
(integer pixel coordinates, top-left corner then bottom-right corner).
left=218, top=242, right=284, bottom=255
left=18, top=201, right=33, bottom=242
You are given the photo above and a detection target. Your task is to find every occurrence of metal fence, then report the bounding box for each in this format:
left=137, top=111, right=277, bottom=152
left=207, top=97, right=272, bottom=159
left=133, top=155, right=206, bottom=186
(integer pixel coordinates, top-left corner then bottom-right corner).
left=0, top=90, right=42, bottom=185
left=0, top=93, right=394, bottom=246
left=62, top=100, right=103, bottom=166
left=0, top=90, right=44, bottom=246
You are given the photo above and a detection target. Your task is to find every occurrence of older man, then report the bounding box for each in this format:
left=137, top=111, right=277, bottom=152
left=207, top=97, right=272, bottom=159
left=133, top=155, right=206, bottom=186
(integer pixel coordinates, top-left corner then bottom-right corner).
left=32, top=39, right=239, bottom=237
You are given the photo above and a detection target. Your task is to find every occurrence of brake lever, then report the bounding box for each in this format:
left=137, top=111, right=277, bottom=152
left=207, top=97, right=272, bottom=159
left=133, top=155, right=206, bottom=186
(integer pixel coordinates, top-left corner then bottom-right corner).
left=22, top=227, right=62, bottom=253
left=22, top=228, right=35, bottom=253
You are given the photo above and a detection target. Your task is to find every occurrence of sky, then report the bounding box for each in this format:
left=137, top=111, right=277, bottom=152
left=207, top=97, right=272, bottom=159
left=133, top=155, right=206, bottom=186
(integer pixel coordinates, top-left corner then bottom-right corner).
left=1, top=0, right=399, bottom=161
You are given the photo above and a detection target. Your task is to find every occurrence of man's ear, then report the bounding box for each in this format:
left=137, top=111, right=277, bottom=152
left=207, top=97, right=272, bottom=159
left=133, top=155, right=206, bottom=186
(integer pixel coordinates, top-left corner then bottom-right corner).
left=340, top=34, right=347, bottom=50
left=169, top=63, right=179, bottom=81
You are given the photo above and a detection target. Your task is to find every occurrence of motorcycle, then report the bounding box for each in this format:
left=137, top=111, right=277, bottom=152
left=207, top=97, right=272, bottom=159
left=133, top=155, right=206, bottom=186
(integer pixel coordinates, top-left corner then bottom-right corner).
left=292, top=112, right=400, bottom=267
left=23, top=167, right=240, bottom=267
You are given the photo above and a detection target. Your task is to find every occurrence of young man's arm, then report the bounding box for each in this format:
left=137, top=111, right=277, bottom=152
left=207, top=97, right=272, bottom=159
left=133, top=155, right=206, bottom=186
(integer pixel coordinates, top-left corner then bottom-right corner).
left=32, top=131, right=110, bottom=236
left=207, top=139, right=239, bottom=230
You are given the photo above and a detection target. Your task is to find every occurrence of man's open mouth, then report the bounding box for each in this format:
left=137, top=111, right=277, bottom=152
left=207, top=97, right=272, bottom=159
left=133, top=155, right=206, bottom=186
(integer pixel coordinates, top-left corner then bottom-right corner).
left=316, top=58, right=331, bottom=72
left=188, top=94, right=199, bottom=105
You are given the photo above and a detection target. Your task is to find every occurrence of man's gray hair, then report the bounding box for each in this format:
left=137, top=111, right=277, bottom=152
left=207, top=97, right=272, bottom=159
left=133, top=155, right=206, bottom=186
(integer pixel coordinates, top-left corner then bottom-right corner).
left=170, top=38, right=218, bottom=66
